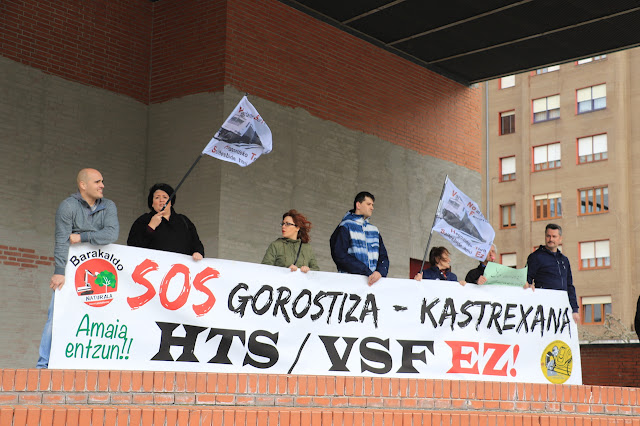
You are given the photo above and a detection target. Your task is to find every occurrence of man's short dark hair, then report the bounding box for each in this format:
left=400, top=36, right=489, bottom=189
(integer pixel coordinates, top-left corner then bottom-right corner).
left=545, top=223, right=562, bottom=236
left=353, top=191, right=375, bottom=211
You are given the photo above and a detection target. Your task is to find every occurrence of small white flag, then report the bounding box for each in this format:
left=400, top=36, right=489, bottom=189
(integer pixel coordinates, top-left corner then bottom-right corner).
left=432, top=178, right=495, bottom=261
left=202, top=96, right=272, bottom=167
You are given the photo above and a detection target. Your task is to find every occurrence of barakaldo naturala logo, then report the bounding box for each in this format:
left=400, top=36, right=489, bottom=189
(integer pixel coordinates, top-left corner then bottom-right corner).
left=70, top=249, right=124, bottom=307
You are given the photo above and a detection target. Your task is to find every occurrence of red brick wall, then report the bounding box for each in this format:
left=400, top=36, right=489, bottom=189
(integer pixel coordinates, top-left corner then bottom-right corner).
left=222, top=0, right=481, bottom=171
left=0, top=369, right=638, bottom=424
left=581, top=344, right=640, bottom=388
left=0, top=245, right=53, bottom=270
left=0, top=0, right=152, bottom=103
left=149, top=0, right=227, bottom=103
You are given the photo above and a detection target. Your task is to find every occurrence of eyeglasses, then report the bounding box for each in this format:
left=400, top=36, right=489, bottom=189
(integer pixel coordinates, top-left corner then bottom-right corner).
left=280, top=222, right=296, bottom=227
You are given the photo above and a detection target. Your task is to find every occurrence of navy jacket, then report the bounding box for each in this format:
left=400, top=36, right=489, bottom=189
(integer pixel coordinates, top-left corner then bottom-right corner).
left=422, top=265, right=458, bottom=282
left=526, top=245, right=578, bottom=312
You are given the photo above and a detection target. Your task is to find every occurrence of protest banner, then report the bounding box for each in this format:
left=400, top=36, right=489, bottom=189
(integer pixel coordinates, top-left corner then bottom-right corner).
left=50, top=244, right=581, bottom=385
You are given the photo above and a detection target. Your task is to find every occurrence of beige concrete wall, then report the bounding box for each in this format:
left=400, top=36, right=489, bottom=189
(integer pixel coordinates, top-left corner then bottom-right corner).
left=484, top=50, right=640, bottom=334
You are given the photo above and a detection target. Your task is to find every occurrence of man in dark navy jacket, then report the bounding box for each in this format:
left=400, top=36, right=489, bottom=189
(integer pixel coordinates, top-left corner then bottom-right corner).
left=526, top=223, right=580, bottom=323
left=330, top=192, right=389, bottom=286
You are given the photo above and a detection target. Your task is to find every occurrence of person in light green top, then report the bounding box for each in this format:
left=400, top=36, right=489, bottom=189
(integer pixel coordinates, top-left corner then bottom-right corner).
left=261, top=209, right=319, bottom=272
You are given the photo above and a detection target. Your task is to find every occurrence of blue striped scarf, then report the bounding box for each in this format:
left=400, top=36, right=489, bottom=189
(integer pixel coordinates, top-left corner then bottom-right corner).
left=339, top=212, right=380, bottom=272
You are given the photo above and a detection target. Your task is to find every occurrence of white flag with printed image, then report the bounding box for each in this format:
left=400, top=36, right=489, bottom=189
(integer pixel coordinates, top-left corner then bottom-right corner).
left=432, top=178, right=495, bottom=261
left=202, top=96, right=272, bottom=167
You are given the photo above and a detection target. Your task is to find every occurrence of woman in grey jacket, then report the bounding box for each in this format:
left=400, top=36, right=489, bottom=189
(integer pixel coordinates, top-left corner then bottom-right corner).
left=261, top=209, right=319, bottom=272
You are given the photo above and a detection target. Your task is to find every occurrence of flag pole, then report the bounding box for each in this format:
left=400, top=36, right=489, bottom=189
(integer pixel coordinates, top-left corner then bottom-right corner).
left=162, top=153, right=204, bottom=211
left=419, top=174, right=449, bottom=272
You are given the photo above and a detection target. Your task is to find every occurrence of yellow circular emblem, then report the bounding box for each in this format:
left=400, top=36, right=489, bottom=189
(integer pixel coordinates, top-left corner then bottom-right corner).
left=540, top=340, right=572, bottom=384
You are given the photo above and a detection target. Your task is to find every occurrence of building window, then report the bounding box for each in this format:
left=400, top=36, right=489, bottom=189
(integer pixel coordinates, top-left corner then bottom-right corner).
left=501, top=204, right=516, bottom=229
left=533, top=142, right=561, bottom=171
left=579, top=185, right=609, bottom=215
left=534, top=193, right=562, bottom=220
left=501, top=253, right=517, bottom=268
left=500, top=110, right=515, bottom=135
left=579, top=240, right=610, bottom=270
left=500, top=75, right=515, bottom=89
left=500, top=156, right=516, bottom=182
left=578, top=134, right=608, bottom=164
left=581, top=296, right=612, bottom=325
left=535, top=65, right=560, bottom=74
left=577, top=84, right=606, bottom=114
left=577, top=55, right=606, bottom=65
left=533, top=95, right=560, bottom=123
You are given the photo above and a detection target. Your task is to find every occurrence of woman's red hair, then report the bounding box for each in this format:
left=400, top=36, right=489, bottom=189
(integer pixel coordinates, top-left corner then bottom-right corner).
left=283, top=209, right=312, bottom=243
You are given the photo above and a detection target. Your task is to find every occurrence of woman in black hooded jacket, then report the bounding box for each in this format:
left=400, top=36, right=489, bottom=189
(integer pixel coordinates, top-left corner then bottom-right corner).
left=127, top=183, right=204, bottom=260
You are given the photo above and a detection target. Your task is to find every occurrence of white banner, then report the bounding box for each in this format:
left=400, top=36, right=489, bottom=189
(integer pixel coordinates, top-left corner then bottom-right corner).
left=432, top=178, right=496, bottom=261
left=51, top=244, right=581, bottom=385
left=202, top=96, right=272, bottom=167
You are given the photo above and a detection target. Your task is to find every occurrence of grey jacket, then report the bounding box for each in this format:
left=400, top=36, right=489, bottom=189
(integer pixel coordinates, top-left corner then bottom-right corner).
left=54, top=192, right=119, bottom=275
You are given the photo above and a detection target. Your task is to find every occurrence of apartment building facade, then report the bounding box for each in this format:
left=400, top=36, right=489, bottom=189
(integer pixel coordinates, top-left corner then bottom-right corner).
left=484, top=50, right=640, bottom=336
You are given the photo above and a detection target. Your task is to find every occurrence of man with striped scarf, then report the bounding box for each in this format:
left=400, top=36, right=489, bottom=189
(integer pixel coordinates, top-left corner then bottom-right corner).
left=330, top=192, right=389, bottom=285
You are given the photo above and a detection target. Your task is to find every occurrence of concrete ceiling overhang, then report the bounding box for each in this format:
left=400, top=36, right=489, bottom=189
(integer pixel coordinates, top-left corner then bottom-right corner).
left=278, top=0, right=640, bottom=86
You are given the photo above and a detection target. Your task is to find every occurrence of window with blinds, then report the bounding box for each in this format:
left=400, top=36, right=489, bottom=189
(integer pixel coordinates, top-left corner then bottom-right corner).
left=500, top=204, right=516, bottom=229
left=581, top=295, right=612, bottom=324
left=577, top=84, right=606, bottom=114
left=579, top=240, right=610, bottom=270
left=500, top=75, right=515, bottom=89
left=500, top=156, right=516, bottom=182
left=578, top=134, right=608, bottom=164
left=535, top=65, right=560, bottom=74
left=533, top=142, right=561, bottom=171
left=501, top=253, right=517, bottom=268
left=533, top=193, right=562, bottom=220
left=500, top=110, right=515, bottom=135
left=577, top=55, right=606, bottom=65
left=533, top=95, right=560, bottom=123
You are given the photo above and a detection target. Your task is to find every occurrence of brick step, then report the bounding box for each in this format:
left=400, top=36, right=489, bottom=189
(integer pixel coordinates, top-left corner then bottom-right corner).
left=1, top=369, right=639, bottom=424
left=1, top=405, right=638, bottom=426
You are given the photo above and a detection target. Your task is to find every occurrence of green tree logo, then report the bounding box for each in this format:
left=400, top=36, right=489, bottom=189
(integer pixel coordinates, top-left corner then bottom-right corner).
left=95, top=270, right=117, bottom=291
